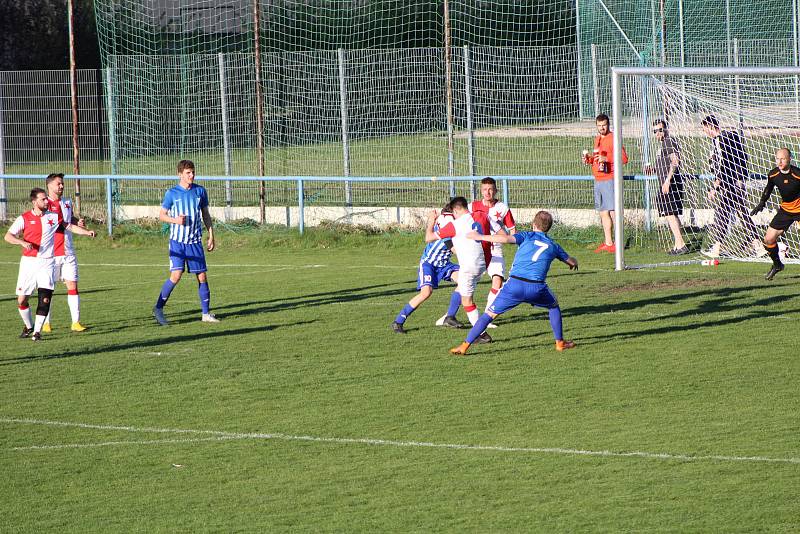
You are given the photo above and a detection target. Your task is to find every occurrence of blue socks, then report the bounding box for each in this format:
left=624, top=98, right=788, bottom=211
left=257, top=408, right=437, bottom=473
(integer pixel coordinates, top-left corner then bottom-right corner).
left=446, top=291, right=461, bottom=317
left=155, top=279, right=176, bottom=309
left=395, top=303, right=415, bottom=325
left=548, top=307, right=563, bottom=340
left=198, top=282, right=210, bottom=314
left=465, top=313, right=494, bottom=343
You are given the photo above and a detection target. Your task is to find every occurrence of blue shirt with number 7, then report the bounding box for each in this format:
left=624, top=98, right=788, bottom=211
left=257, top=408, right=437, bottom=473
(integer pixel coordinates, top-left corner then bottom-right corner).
left=508, top=231, right=569, bottom=281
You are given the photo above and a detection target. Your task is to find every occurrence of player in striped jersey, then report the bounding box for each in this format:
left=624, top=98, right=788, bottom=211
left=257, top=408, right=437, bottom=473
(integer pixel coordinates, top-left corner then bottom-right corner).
left=152, top=160, right=218, bottom=325
left=392, top=203, right=464, bottom=334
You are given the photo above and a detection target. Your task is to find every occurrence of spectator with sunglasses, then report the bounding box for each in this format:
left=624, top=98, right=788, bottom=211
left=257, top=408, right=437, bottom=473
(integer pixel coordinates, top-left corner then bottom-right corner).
left=646, top=119, right=688, bottom=254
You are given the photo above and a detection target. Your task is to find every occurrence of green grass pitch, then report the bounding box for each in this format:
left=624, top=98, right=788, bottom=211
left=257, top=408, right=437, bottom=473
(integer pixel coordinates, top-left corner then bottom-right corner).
left=0, top=226, right=798, bottom=532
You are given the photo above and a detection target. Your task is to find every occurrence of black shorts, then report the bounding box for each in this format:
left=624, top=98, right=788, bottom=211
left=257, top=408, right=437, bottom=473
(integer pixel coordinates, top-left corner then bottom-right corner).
left=656, top=190, right=683, bottom=217
left=769, top=208, right=800, bottom=231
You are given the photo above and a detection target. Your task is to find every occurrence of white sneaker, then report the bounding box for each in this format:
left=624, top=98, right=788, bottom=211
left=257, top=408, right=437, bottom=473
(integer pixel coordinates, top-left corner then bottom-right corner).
left=435, top=314, right=448, bottom=326
left=701, top=243, right=721, bottom=258
left=201, top=313, right=220, bottom=323
left=486, top=322, right=498, bottom=329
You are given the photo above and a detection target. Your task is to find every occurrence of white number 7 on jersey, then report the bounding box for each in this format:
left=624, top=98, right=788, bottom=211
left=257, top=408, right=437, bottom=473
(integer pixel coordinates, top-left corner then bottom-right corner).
left=531, top=240, right=549, bottom=262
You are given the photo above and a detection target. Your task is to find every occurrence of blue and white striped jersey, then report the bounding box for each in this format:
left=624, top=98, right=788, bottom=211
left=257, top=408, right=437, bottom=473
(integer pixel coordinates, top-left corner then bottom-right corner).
left=419, top=213, right=454, bottom=268
left=161, top=183, right=209, bottom=244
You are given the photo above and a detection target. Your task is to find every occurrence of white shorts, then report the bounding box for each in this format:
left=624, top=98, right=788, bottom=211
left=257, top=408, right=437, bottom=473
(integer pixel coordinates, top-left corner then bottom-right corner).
left=16, top=256, right=56, bottom=296
left=456, top=266, right=486, bottom=297
left=486, top=255, right=506, bottom=279
left=55, top=255, right=79, bottom=282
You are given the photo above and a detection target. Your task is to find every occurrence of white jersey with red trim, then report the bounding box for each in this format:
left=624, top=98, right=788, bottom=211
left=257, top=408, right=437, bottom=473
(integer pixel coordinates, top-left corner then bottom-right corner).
left=47, top=197, right=76, bottom=257
left=435, top=211, right=491, bottom=272
left=8, top=210, right=61, bottom=259
left=470, top=199, right=516, bottom=257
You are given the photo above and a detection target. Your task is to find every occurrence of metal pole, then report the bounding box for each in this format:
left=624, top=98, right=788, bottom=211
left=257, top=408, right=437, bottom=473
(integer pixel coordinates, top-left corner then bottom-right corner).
left=649, top=0, right=658, bottom=65
left=463, top=45, right=476, bottom=179
left=575, top=0, right=585, bottom=118
left=338, top=48, right=352, bottom=207
left=612, top=68, right=624, bottom=271
left=794, top=0, right=799, bottom=118
left=659, top=0, right=666, bottom=68
left=253, top=0, right=266, bottom=224
left=733, top=38, right=742, bottom=131
left=218, top=53, right=233, bottom=222
left=104, top=66, right=117, bottom=234
left=591, top=44, right=600, bottom=117
left=443, top=0, right=455, bottom=197
left=297, top=178, right=304, bottom=234
left=0, top=73, right=6, bottom=222
left=725, top=0, right=732, bottom=66
left=68, top=0, right=81, bottom=215
left=678, top=0, right=686, bottom=117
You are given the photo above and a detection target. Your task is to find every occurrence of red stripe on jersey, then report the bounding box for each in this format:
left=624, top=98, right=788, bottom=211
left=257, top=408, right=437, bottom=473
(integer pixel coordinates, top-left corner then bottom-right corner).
left=20, top=210, right=44, bottom=257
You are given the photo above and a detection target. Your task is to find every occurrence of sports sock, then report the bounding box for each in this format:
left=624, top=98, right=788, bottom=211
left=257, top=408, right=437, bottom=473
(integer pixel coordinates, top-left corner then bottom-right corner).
left=156, top=279, right=177, bottom=309
left=67, top=289, right=80, bottom=323
left=446, top=291, right=461, bottom=317
left=485, top=287, right=500, bottom=311
left=465, top=313, right=494, bottom=343
left=18, top=305, right=32, bottom=329
left=395, top=303, right=415, bottom=325
left=464, top=304, right=480, bottom=325
left=198, top=282, right=211, bottom=314
left=548, top=307, right=564, bottom=341
left=33, top=314, right=46, bottom=334
left=764, top=242, right=781, bottom=264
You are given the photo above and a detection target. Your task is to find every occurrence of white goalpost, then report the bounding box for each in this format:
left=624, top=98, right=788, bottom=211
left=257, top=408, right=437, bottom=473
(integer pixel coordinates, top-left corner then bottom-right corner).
left=611, top=66, right=800, bottom=271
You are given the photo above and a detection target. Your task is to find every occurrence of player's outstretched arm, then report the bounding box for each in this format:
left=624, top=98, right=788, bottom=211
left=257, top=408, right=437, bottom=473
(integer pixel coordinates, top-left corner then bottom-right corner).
left=66, top=223, right=95, bottom=238
left=750, top=180, right=775, bottom=216
left=466, top=231, right=516, bottom=244
left=564, top=257, right=579, bottom=271
left=201, top=206, right=215, bottom=251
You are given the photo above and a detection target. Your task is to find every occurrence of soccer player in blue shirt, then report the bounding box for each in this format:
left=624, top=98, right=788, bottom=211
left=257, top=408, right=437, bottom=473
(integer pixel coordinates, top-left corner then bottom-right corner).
left=450, top=210, right=577, bottom=354
left=391, top=203, right=465, bottom=334
left=152, top=160, right=219, bottom=325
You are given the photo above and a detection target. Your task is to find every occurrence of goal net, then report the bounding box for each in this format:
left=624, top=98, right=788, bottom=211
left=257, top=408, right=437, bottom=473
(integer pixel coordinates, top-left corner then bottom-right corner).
left=612, top=66, right=800, bottom=270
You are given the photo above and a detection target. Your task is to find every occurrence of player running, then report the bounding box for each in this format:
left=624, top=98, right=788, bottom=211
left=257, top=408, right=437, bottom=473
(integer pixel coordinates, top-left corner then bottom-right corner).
left=450, top=210, right=577, bottom=355
left=392, top=203, right=464, bottom=334
left=152, top=160, right=218, bottom=325
left=427, top=196, right=493, bottom=344
left=4, top=188, right=95, bottom=341
left=42, top=173, right=89, bottom=332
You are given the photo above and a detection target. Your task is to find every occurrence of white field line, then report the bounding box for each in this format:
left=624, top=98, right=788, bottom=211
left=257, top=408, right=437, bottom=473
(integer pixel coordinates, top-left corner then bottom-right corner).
left=0, top=262, right=410, bottom=269
left=12, top=436, right=240, bottom=451
left=3, top=417, right=798, bottom=465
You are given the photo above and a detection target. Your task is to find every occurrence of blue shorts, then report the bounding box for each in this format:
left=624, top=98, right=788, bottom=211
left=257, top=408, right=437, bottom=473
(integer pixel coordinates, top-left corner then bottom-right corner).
left=169, top=240, right=207, bottom=274
left=417, top=261, right=459, bottom=290
left=488, top=277, right=558, bottom=314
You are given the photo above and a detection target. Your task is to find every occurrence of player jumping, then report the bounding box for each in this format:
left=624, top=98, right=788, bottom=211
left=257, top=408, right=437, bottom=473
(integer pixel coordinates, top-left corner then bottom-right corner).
left=450, top=210, right=577, bottom=355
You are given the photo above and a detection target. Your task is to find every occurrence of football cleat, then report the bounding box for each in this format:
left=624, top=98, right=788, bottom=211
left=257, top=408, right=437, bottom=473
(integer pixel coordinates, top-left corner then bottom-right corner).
left=19, top=327, right=34, bottom=339
left=765, top=263, right=784, bottom=281
left=449, top=342, right=470, bottom=355
left=31, top=332, right=42, bottom=342
left=42, top=322, right=52, bottom=333
left=391, top=321, right=407, bottom=334
left=555, top=339, right=577, bottom=351
left=152, top=306, right=169, bottom=326
left=201, top=313, right=220, bottom=323
left=437, top=315, right=464, bottom=329
left=70, top=322, right=87, bottom=332
left=474, top=332, right=492, bottom=344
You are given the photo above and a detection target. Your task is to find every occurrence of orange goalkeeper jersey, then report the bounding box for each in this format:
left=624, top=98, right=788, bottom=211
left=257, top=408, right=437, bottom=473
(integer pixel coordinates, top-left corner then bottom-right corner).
left=593, top=133, right=628, bottom=182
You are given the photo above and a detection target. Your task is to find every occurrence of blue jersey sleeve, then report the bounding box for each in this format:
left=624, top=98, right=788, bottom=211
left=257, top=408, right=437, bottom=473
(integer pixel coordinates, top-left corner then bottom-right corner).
left=554, top=242, right=569, bottom=262
left=198, top=186, right=209, bottom=210
left=161, top=189, right=174, bottom=210
left=512, top=232, right=528, bottom=245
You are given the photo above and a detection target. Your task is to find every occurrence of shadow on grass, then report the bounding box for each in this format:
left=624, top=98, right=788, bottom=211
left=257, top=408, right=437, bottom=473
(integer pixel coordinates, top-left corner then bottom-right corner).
left=1, top=320, right=316, bottom=366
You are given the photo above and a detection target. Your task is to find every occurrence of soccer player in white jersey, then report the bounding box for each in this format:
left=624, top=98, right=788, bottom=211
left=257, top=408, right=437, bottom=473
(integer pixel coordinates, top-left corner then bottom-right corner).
left=4, top=188, right=95, bottom=341
left=392, top=203, right=463, bottom=334
left=152, top=160, right=218, bottom=325
left=426, top=196, right=493, bottom=343
left=42, top=173, right=89, bottom=332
